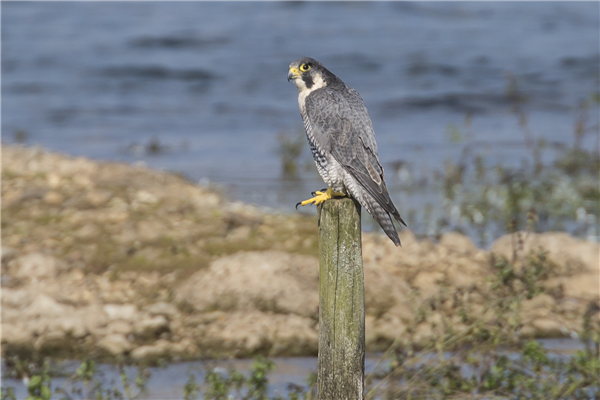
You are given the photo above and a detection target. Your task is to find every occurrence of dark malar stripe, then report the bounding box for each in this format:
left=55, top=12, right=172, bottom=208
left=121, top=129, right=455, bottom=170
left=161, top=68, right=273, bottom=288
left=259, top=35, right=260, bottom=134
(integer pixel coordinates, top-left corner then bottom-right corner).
left=303, top=75, right=314, bottom=89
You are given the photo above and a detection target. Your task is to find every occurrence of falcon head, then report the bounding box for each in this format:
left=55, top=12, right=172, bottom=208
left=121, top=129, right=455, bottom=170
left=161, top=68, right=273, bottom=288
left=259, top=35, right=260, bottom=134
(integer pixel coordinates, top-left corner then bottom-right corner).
left=288, top=57, right=340, bottom=92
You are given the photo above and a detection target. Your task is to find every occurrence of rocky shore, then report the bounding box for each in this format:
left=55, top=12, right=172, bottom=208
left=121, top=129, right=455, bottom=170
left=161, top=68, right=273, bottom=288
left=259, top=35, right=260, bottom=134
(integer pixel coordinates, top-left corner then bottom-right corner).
left=1, top=144, right=599, bottom=363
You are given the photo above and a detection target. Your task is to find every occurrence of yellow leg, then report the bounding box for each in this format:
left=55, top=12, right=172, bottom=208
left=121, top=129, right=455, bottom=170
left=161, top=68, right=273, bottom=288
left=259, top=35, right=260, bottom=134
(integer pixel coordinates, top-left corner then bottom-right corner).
left=298, top=187, right=346, bottom=207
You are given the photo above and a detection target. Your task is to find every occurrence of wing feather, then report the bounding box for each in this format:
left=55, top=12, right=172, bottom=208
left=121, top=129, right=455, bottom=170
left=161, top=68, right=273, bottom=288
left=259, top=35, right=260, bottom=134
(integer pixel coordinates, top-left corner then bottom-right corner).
left=305, top=87, right=406, bottom=226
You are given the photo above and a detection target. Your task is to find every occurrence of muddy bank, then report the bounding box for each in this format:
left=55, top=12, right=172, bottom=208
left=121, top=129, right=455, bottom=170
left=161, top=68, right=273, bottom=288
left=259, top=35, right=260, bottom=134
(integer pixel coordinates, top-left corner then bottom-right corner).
left=1, top=144, right=598, bottom=363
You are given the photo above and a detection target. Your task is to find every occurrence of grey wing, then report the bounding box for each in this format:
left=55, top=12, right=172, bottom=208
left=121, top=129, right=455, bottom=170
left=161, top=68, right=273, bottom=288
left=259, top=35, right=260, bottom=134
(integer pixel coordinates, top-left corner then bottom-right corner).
left=305, top=88, right=406, bottom=226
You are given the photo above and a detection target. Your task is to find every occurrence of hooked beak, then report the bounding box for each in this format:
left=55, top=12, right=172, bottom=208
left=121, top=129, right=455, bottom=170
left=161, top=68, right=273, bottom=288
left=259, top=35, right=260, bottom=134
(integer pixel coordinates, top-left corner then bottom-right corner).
left=287, top=67, right=299, bottom=82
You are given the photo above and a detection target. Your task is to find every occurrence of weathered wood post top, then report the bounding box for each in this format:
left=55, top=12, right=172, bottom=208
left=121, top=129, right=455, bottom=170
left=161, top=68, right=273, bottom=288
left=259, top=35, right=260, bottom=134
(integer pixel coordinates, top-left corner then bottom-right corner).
left=317, top=197, right=365, bottom=400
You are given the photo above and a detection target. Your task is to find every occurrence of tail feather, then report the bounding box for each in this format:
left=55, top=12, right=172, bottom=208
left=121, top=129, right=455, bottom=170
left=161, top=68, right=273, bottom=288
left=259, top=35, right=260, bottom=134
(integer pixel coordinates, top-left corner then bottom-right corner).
left=363, top=194, right=401, bottom=246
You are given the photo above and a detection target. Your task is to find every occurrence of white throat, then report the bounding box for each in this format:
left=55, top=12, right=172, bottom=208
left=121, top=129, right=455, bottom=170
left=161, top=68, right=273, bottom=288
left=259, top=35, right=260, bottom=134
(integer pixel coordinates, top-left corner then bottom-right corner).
left=296, top=74, right=326, bottom=108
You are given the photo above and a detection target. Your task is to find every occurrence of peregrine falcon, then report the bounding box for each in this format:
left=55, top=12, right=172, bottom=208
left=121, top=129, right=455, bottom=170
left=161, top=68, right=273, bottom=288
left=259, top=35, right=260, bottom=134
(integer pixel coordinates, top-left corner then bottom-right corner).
left=288, top=57, right=406, bottom=246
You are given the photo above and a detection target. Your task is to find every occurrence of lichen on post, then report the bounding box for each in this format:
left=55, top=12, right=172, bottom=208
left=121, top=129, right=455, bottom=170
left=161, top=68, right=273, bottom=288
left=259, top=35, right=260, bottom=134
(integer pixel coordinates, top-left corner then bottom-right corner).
left=317, top=197, right=365, bottom=400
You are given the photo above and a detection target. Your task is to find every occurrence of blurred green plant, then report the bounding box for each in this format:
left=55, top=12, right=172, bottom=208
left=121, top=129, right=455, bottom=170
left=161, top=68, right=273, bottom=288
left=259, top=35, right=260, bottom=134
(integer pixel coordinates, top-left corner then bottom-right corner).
left=25, top=362, right=52, bottom=400
left=49, top=359, right=149, bottom=400
left=0, top=388, right=16, bottom=400
left=277, top=130, right=307, bottom=178
left=397, top=82, right=599, bottom=245
left=363, top=234, right=599, bottom=400
left=184, top=373, right=200, bottom=400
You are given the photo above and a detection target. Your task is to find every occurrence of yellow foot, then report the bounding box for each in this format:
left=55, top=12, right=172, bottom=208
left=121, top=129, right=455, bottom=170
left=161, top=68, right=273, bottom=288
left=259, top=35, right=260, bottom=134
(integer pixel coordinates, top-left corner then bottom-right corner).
left=296, top=187, right=346, bottom=208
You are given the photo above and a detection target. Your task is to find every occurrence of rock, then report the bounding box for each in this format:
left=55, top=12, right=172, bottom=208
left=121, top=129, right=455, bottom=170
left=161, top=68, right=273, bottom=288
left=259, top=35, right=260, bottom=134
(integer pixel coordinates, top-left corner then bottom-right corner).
left=134, top=316, right=169, bottom=339
left=23, top=294, right=75, bottom=319
left=103, top=304, right=138, bottom=321
left=412, top=271, right=444, bottom=299
left=34, top=331, right=68, bottom=352
left=202, top=311, right=317, bottom=357
left=1, top=288, right=34, bottom=309
left=439, top=232, right=477, bottom=253
left=135, top=190, right=158, bottom=204
left=521, top=294, right=556, bottom=321
left=556, top=298, right=587, bottom=320
left=531, top=318, right=564, bottom=338
left=413, top=323, right=433, bottom=345
left=43, top=191, right=64, bottom=205
left=97, top=334, right=132, bottom=356
left=168, top=338, right=197, bottom=356
left=519, top=324, right=536, bottom=338
left=130, top=338, right=199, bottom=362
left=226, top=225, right=252, bottom=242
left=175, top=251, right=319, bottom=317
left=366, top=315, right=407, bottom=349
left=145, top=302, right=179, bottom=318
left=491, top=231, right=599, bottom=274
left=364, top=264, right=412, bottom=321
left=86, top=190, right=112, bottom=207
left=3, top=144, right=599, bottom=359
left=561, top=273, right=600, bottom=301
left=106, top=320, right=133, bottom=336
left=1, top=323, right=34, bottom=346
left=57, top=316, right=89, bottom=338
left=75, top=224, right=100, bottom=240
left=135, top=272, right=160, bottom=288
left=79, top=304, right=110, bottom=332
left=136, top=220, right=165, bottom=242
left=130, top=339, right=171, bottom=361
left=1, top=246, right=17, bottom=263
left=47, top=172, right=61, bottom=188
left=444, top=267, right=480, bottom=289
left=11, top=253, right=63, bottom=280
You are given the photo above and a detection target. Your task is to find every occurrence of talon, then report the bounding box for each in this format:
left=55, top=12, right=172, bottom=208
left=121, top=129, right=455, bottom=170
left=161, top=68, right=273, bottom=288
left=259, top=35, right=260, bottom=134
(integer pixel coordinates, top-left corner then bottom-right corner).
left=295, top=202, right=302, bottom=210
left=296, top=187, right=347, bottom=208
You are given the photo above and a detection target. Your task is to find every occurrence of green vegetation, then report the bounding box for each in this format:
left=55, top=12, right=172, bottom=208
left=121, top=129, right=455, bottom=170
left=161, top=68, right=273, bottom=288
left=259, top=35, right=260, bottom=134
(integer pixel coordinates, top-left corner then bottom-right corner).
left=0, top=158, right=319, bottom=285
left=274, top=79, right=599, bottom=246
left=277, top=129, right=308, bottom=178
left=3, top=237, right=598, bottom=399
left=363, top=244, right=599, bottom=400
left=399, top=89, right=600, bottom=246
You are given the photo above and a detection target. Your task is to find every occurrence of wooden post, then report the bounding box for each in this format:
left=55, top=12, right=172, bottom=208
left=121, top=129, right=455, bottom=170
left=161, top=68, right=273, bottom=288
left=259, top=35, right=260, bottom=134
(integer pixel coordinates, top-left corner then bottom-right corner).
left=317, top=197, right=365, bottom=400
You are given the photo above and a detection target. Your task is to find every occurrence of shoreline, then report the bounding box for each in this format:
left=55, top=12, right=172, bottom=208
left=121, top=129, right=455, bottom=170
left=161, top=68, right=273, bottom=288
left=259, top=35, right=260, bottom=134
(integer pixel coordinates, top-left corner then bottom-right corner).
left=1, top=144, right=599, bottom=364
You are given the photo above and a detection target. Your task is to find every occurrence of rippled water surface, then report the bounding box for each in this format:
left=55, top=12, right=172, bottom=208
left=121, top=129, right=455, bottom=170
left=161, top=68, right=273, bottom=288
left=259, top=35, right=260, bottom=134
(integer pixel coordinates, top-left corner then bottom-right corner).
left=0, top=339, right=587, bottom=399
left=2, top=2, right=599, bottom=236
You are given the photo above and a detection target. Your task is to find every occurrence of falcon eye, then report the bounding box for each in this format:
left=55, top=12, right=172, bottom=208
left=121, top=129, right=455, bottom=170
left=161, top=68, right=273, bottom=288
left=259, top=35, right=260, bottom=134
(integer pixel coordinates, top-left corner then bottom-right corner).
left=300, top=63, right=311, bottom=72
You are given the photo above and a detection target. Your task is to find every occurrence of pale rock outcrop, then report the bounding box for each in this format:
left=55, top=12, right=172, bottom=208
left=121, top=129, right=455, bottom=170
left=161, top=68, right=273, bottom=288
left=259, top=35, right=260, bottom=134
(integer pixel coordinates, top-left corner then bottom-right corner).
left=106, top=320, right=134, bottom=336
left=175, top=251, right=319, bottom=317
left=103, top=304, right=139, bottom=322
left=98, top=334, right=133, bottom=356
left=412, top=271, right=444, bottom=299
left=2, top=145, right=598, bottom=361
left=2, top=288, right=34, bottom=309
left=521, top=294, right=556, bottom=321
left=34, top=331, right=69, bottom=352
left=201, top=311, right=318, bottom=357
left=23, top=294, right=76, bottom=319
left=134, top=316, right=169, bottom=339
left=145, top=302, right=179, bottom=318
left=491, top=231, right=599, bottom=274
left=560, top=273, right=600, bottom=301
left=10, top=253, right=65, bottom=280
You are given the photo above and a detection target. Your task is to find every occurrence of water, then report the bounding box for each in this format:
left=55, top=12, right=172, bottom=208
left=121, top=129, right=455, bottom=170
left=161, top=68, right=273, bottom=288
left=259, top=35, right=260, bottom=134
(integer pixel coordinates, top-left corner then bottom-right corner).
left=0, top=339, right=586, bottom=399
left=2, top=2, right=599, bottom=233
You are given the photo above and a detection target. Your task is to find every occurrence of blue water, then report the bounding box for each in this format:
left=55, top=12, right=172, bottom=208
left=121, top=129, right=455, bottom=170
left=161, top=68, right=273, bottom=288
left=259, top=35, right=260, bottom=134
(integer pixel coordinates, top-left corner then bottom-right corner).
left=0, top=339, right=587, bottom=399
left=2, top=2, right=599, bottom=234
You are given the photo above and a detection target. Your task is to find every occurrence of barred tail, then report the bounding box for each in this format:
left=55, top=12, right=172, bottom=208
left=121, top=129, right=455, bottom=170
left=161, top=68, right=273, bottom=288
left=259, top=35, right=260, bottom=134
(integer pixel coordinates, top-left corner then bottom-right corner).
left=363, top=194, right=401, bottom=247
